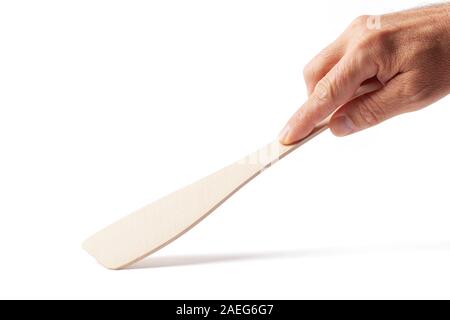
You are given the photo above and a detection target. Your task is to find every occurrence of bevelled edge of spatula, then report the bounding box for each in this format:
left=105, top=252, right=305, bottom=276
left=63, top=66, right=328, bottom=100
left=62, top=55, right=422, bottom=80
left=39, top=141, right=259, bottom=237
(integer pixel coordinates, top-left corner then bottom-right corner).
left=82, top=124, right=327, bottom=270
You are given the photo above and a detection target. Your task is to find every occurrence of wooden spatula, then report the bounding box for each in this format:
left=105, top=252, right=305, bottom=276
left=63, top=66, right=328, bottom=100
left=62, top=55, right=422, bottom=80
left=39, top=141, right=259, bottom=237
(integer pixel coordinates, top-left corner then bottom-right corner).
left=83, top=126, right=326, bottom=269
left=83, top=82, right=381, bottom=269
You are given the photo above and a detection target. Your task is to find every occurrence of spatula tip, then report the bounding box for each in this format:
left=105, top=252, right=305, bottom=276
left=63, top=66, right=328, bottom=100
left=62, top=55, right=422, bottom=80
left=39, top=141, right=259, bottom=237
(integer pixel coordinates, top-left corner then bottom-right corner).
left=82, top=238, right=124, bottom=270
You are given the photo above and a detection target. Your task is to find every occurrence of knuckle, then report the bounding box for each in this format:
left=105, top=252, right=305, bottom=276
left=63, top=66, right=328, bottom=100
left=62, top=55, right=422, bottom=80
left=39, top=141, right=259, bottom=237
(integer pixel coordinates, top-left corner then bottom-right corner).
left=351, top=15, right=370, bottom=29
left=352, top=37, right=377, bottom=64
left=313, top=77, right=334, bottom=103
left=303, top=54, right=326, bottom=83
left=353, top=21, right=395, bottom=53
left=356, top=95, right=386, bottom=127
left=350, top=15, right=383, bottom=33
left=365, top=15, right=382, bottom=31
left=353, top=33, right=378, bottom=52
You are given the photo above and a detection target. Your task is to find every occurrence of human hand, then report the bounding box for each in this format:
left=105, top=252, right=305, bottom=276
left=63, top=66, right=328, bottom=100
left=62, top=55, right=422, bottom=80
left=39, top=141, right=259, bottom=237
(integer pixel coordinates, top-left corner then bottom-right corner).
left=279, top=4, right=450, bottom=144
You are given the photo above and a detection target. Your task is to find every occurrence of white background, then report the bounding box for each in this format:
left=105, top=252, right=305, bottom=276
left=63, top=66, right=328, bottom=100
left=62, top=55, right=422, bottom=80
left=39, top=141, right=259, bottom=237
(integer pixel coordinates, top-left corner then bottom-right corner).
left=1, top=0, right=450, bottom=299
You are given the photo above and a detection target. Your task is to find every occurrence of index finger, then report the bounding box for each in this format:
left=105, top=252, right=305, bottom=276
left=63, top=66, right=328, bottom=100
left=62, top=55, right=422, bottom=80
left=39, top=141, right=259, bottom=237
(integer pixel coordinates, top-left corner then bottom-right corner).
left=279, top=51, right=378, bottom=144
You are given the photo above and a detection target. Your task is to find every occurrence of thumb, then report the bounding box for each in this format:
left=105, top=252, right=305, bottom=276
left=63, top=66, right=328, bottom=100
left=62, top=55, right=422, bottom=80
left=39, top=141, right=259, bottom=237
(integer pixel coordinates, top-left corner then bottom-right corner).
left=329, top=74, right=413, bottom=136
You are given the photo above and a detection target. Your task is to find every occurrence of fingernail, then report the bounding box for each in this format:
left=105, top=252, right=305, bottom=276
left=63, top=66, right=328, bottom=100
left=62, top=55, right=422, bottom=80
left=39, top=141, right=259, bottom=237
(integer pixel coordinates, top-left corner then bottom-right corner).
left=331, top=115, right=355, bottom=136
left=278, top=124, right=291, bottom=143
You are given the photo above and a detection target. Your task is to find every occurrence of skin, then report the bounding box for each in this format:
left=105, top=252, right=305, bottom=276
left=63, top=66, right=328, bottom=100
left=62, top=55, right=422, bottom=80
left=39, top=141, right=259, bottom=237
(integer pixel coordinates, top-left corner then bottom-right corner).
left=279, top=4, right=450, bottom=144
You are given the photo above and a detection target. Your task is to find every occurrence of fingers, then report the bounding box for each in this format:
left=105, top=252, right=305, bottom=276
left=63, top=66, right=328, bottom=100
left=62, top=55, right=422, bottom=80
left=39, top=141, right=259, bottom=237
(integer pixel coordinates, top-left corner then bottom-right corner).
left=303, top=43, right=345, bottom=96
left=329, top=73, right=413, bottom=136
left=279, top=51, right=378, bottom=144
